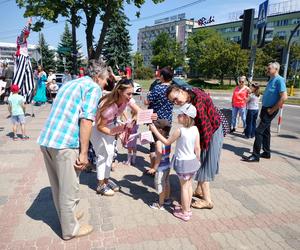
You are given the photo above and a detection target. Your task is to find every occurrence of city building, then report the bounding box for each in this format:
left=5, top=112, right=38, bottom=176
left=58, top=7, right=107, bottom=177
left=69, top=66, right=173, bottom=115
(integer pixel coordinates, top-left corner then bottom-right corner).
left=193, top=11, right=300, bottom=45
left=0, top=42, right=40, bottom=66
left=137, top=13, right=199, bottom=67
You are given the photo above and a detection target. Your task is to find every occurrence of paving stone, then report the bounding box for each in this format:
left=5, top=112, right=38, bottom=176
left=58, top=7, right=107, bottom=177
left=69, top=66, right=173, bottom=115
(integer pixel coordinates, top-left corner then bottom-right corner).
left=0, top=195, right=8, bottom=206
left=1, top=102, right=300, bottom=249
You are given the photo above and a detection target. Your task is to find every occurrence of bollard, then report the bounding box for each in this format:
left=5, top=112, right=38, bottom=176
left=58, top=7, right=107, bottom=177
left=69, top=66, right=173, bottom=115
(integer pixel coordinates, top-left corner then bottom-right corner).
left=291, top=85, right=294, bottom=96
left=277, top=104, right=284, bottom=134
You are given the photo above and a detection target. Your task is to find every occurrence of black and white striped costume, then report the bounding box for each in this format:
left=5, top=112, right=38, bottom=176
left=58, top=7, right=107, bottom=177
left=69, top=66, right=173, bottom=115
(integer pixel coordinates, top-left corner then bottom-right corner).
left=13, top=24, right=35, bottom=103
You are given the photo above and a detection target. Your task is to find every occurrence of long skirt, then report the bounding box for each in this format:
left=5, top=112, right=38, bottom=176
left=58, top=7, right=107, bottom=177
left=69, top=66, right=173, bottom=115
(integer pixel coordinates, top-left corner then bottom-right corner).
left=194, top=124, right=224, bottom=182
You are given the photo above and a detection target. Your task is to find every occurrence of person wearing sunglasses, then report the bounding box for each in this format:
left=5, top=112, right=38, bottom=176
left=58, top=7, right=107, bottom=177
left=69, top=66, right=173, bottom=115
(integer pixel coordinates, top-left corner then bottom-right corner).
left=242, top=62, right=287, bottom=162
left=166, top=85, right=223, bottom=209
left=230, top=76, right=250, bottom=133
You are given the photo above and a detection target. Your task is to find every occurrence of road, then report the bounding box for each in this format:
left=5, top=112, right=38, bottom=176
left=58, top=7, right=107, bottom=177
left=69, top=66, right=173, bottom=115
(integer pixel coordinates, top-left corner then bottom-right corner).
left=210, top=93, right=300, bottom=136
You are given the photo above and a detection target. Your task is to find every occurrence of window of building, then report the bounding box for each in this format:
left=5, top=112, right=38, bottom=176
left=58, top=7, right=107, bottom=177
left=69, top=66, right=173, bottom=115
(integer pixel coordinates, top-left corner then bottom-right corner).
left=277, top=31, right=286, bottom=38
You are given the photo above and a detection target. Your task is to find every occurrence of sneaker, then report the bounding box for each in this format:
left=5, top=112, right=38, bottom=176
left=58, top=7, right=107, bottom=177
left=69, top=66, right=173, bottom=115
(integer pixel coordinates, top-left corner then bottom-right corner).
left=173, top=210, right=191, bottom=221
left=164, top=198, right=173, bottom=206
left=107, top=179, right=120, bottom=192
left=22, top=135, right=29, bottom=141
left=96, top=184, right=115, bottom=196
left=13, top=135, right=18, bottom=141
left=149, top=202, right=165, bottom=210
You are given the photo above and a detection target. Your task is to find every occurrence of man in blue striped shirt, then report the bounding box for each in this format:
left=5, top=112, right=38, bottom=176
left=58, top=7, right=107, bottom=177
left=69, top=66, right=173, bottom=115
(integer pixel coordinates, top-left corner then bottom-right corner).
left=38, top=60, right=108, bottom=240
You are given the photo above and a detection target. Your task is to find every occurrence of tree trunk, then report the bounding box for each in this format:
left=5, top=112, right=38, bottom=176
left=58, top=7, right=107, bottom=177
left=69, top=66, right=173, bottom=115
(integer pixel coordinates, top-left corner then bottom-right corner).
left=84, top=10, right=97, bottom=60
left=94, top=5, right=113, bottom=60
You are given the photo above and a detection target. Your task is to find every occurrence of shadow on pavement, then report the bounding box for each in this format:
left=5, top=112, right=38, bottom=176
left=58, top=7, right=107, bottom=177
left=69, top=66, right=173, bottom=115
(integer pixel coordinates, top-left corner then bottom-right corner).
left=116, top=152, right=150, bottom=173
left=272, top=150, right=300, bottom=161
left=118, top=173, right=181, bottom=207
left=26, top=187, right=62, bottom=238
left=80, top=171, right=97, bottom=191
left=223, top=143, right=250, bottom=157
left=278, top=134, right=299, bottom=139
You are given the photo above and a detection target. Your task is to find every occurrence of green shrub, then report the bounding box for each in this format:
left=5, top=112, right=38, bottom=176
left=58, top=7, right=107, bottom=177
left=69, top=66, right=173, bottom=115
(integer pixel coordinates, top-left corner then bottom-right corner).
left=134, top=67, right=154, bottom=80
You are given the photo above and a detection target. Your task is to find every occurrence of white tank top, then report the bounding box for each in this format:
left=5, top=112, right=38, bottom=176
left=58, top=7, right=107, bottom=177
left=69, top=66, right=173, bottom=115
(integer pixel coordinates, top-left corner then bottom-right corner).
left=174, top=126, right=198, bottom=160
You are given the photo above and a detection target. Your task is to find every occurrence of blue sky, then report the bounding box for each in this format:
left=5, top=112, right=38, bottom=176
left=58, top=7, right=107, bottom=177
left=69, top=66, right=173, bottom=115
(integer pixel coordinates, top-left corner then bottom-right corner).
left=0, top=0, right=265, bottom=55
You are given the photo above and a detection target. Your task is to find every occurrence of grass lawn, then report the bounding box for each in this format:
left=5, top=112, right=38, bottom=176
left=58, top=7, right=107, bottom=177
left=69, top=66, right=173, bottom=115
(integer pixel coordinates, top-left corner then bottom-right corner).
left=134, top=79, right=153, bottom=90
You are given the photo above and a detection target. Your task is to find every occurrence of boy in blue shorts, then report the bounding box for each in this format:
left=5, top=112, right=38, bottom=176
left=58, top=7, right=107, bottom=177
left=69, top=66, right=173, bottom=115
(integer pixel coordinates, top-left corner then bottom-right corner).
left=8, top=85, right=29, bottom=140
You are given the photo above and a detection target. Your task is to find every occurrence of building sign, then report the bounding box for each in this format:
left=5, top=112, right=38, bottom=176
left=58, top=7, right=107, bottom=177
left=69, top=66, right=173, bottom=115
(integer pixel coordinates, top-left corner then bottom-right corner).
left=257, top=0, right=269, bottom=29
left=197, top=16, right=215, bottom=26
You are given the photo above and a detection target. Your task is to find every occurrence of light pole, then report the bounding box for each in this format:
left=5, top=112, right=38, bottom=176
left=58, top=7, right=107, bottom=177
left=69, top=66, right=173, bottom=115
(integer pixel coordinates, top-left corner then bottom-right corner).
left=277, top=23, right=300, bottom=133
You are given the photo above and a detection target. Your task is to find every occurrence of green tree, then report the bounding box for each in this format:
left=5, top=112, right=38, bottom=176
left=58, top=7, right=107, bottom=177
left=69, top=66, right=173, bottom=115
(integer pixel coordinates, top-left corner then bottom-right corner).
left=151, top=32, right=184, bottom=69
left=37, top=33, right=56, bottom=72
left=187, top=29, right=248, bottom=83
left=133, top=52, right=143, bottom=71
left=102, top=6, right=131, bottom=69
left=16, top=0, right=165, bottom=60
left=56, top=23, right=83, bottom=73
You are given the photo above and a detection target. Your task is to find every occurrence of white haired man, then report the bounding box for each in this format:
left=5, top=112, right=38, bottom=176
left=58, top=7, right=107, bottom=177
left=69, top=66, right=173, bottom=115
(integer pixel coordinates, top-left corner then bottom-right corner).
left=243, top=62, right=287, bottom=162
left=38, top=60, right=108, bottom=240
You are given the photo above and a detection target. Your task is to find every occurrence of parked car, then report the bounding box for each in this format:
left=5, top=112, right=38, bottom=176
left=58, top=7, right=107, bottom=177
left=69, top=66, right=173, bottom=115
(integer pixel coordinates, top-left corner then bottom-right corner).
left=133, top=81, right=142, bottom=94
left=55, top=73, right=64, bottom=88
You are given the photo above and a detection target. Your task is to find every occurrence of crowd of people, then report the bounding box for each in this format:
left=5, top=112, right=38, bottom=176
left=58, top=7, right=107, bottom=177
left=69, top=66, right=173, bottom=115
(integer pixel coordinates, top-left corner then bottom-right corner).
left=2, top=19, right=288, bottom=241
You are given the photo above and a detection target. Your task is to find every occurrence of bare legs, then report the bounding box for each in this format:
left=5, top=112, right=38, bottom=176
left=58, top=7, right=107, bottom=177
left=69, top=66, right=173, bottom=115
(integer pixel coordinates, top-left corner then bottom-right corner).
left=180, top=178, right=193, bottom=213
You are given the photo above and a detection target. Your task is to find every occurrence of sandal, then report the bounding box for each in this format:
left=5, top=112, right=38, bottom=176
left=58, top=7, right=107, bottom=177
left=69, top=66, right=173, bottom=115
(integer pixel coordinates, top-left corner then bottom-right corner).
left=172, top=205, right=192, bottom=216
left=192, top=191, right=204, bottom=200
left=173, top=209, right=191, bottom=222
left=191, top=199, right=214, bottom=209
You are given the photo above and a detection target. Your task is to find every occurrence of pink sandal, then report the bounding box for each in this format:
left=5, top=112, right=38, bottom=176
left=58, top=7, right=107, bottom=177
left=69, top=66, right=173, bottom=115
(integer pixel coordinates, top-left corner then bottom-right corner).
left=173, top=209, right=191, bottom=221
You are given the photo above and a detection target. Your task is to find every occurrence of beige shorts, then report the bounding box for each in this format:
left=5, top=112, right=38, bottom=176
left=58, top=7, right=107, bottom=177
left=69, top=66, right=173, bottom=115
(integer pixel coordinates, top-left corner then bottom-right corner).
left=154, top=169, right=170, bottom=194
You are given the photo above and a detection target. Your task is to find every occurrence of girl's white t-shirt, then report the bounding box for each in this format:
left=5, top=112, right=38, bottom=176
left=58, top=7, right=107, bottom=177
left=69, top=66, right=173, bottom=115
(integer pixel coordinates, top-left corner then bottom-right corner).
left=247, top=94, right=259, bottom=110
left=174, top=126, right=198, bottom=160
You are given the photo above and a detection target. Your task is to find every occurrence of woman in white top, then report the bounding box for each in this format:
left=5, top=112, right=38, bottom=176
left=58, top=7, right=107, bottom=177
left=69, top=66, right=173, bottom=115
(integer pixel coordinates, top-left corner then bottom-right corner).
left=245, top=83, right=260, bottom=138
left=150, top=103, right=200, bottom=222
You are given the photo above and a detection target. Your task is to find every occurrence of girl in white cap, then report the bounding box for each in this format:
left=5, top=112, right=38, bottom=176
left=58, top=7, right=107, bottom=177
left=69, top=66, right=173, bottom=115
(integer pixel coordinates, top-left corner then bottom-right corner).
left=150, top=103, right=200, bottom=221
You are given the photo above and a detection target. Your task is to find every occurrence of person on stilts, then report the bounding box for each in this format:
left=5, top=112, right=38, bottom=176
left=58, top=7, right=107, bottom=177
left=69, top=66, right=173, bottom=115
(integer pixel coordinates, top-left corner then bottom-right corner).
left=12, top=18, right=35, bottom=116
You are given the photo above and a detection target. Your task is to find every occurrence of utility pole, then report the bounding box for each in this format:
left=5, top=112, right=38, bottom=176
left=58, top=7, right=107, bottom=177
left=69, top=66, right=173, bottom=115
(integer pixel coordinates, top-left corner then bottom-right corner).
left=248, top=45, right=257, bottom=83
left=71, top=6, right=78, bottom=76
left=277, top=22, right=300, bottom=133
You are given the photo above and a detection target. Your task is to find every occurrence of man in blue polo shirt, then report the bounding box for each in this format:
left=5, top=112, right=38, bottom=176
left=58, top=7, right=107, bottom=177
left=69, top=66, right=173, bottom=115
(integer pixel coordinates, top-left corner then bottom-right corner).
left=243, top=62, right=287, bottom=162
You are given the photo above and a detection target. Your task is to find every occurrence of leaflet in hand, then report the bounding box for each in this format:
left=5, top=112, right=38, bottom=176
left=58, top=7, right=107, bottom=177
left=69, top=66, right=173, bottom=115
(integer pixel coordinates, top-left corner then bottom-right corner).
left=140, top=131, right=154, bottom=145
left=137, top=109, right=153, bottom=125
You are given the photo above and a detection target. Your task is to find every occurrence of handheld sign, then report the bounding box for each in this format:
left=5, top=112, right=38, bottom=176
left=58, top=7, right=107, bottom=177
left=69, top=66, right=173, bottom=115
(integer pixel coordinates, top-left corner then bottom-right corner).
left=137, top=109, right=153, bottom=125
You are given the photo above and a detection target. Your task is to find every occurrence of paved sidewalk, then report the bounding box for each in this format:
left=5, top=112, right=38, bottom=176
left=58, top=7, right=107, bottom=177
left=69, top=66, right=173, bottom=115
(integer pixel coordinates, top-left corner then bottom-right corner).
left=0, top=102, right=299, bottom=250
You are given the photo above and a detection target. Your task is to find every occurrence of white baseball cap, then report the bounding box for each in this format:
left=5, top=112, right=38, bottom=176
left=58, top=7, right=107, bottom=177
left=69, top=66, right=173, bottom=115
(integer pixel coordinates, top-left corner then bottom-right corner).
left=178, top=103, right=197, bottom=119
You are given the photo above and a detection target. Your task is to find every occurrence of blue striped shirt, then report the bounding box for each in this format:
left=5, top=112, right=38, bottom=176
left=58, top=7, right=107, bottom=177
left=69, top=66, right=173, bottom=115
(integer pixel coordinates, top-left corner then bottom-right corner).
left=158, top=144, right=171, bottom=171
left=37, top=76, right=101, bottom=149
